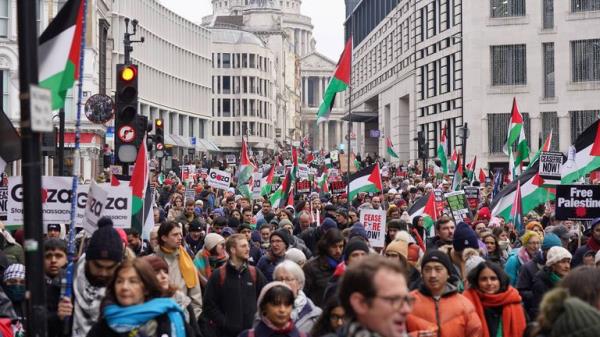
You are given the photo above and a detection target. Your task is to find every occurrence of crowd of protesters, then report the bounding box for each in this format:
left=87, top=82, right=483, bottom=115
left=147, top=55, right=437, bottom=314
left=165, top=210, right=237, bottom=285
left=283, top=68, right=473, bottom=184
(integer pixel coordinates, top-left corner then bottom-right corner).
left=1, top=153, right=600, bottom=337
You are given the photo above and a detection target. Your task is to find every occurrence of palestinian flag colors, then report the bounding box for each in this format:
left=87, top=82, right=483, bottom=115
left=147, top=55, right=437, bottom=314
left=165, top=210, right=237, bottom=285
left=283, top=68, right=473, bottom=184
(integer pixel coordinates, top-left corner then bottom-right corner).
left=491, top=161, right=552, bottom=221
left=408, top=192, right=437, bottom=236
left=238, top=139, right=255, bottom=185
left=466, top=156, right=477, bottom=182
left=510, top=180, right=524, bottom=233
left=527, top=130, right=553, bottom=170
left=386, top=137, right=399, bottom=159
left=437, top=125, right=449, bottom=174
left=449, top=149, right=459, bottom=172
left=317, top=170, right=329, bottom=193
left=39, top=0, right=85, bottom=110
left=260, top=165, right=275, bottom=196
left=561, top=120, right=600, bottom=184
left=291, top=146, right=299, bottom=180
left=317, top=37, right=352, bottom=124
left=478, top=168, right=487, bottom=184
left=270, top=168, right=294, bottom=209
left=129, top=137, right=150, bottom=233
left=451, top=154, right=463, bottom=191
left=348, top=163, right=382, bottom=201
left=503, top=98, right=524, bottom=155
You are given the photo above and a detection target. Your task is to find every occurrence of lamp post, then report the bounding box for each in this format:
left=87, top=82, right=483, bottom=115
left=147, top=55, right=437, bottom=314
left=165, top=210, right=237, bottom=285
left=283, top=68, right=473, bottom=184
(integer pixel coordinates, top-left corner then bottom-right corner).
left=458, top=123, right=470, bottom=174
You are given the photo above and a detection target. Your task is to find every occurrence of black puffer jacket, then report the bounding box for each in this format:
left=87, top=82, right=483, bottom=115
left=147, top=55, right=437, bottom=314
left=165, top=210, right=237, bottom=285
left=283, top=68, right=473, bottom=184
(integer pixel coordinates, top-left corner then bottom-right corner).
left=303, top=256, right=337, bottom=308
left=530, top=267, right=559, bottom=320
left=516, top=252, right=544, bottom=320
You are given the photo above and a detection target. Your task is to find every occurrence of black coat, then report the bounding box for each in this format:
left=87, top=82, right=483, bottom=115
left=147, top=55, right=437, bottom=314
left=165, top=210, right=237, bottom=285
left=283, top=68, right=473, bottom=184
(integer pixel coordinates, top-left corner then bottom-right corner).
left=303, top=256, right=336, bottom=308
left=530, top=267, right=557, bottom=320
left=201, top=263, right=267, bottom=337
left=46, top=274, right=66, bottom=337
left=87, top=313, right=193, bottom=337
left=516, top=253, right=544, bottom=320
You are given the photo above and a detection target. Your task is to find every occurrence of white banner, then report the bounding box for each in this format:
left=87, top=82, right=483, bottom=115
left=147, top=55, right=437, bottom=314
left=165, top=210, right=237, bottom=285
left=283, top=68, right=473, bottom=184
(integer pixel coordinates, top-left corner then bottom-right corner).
left=252, top=172, right=263, bottom=200
left=297, top=164, right=309, bottom=179
left=82, top=182, right=132, bottom=233
left=83, top=181, right=108, bottom=234
left=360, top=209, right=386, bottom=248
left=207, top=169, right=232, bottom=190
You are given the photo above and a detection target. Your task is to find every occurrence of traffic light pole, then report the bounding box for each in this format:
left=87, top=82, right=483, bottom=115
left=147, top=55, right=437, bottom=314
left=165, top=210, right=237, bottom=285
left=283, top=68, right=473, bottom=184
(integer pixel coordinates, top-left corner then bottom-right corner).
left=16, top=1, right=47, bottom=336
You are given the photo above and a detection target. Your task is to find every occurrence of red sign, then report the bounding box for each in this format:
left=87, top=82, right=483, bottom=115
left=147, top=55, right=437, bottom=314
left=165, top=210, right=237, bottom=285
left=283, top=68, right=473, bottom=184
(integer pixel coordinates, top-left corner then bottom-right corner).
left=296, top=180, right=311, bottom=194
left=331, top=181, right=347, bottom=195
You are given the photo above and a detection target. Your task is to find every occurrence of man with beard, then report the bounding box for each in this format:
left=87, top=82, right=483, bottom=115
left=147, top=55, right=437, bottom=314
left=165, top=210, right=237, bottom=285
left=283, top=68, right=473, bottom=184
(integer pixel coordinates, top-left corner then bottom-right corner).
left=125, top=228, right=153, bottom=256
left=72, top=225, right=123, bottom=337
left=177, top=199, right=198, bottom=225
left=425, top=216, right=455, bottom=250
left=256, top=229, right=290, bottom=282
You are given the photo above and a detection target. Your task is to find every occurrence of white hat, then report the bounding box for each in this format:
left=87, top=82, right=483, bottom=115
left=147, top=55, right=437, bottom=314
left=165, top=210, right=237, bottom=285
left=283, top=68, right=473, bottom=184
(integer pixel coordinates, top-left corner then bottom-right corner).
left=203, top=233, right=225, bottom=251
left=464, top=255, right=486, bottom=277
left=388, top=188, right=398, bottom=194
left=546, top=246, right=572, bottom=267
left=285, top=248, right=306, bottom=266
left=227, top=187, right=236, bottom=194
left=425, top=183, right=433, bottom=189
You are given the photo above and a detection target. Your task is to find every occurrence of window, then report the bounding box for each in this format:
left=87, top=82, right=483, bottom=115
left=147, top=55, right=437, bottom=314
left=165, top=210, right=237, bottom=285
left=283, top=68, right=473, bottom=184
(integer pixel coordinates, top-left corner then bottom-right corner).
left=571, top=39, right=600, bottom=82
left=490, top=0, right=526, bottom=17
left=98, top=19, right=109, bottom=95
left=572, top=0, right=600, bottom=12
left=223, top=99, right=231, bottom=117
left=36, top=0, right=41, bottom=34
left=543, top=43, right=555, bottom=98
left=223, top=76, right=231, bottom=94
left=491, top=44, right=527, bottom=86
left=1, top=70, right=8, bottom=114
left=223, top=122, right=231, bottom=136
left=543, top=0, right=554, bottom=29
left=541, top=112, right=559, bottom=150
left=222, top=53, right=231, bottom=68
left=0, top=0, right=8, bottom=37
left=570, top=110, right=599, bottom=142
left=488, top=112, right=530, bottom=153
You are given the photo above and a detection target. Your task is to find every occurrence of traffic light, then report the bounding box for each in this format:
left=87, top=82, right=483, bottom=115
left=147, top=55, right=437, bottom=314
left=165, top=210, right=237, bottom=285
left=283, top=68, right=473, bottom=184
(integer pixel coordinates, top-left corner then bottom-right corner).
left=417, top=131, right=428, bottom=159
left=154, top=118, right=164, bottom=158
left=115, top=64, right=139, bottom=164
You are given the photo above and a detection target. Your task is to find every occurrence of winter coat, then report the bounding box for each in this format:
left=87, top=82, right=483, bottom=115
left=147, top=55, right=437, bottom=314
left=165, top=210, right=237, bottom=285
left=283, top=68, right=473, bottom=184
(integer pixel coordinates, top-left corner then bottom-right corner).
left=238, top=320, right=307, bottom=337
left=47, top=272, right=68, bottom=337
left=407, top=283, right=483, bottom=337
left=530, top=267, right=559, bottom=320
left=516, top=253, right=544, bottom=320
left=256, top=253, right=285, bottom=283
left=303, top=256, right=337, bottom=308
left=293, top=293, right=322, bottom=333
left=73, top=257, right=106, bottom=337
left=291, top=236, right=312, bottom=260
left=202, top=262, right=267, bottom=337
left=86, top=312, right=193, bottom=337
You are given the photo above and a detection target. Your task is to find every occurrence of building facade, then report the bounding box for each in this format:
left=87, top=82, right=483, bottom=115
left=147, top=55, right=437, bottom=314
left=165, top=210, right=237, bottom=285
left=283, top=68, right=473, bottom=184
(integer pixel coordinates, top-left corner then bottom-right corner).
left=209, top=28, right=277, bottom=153
left=344, top=0, right=600, bottom=170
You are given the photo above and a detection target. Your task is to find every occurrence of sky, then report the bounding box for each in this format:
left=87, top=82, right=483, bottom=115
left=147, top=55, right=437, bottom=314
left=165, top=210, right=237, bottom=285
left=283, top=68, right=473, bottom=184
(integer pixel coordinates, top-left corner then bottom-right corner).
left=159, top=0, right=345, bottom=60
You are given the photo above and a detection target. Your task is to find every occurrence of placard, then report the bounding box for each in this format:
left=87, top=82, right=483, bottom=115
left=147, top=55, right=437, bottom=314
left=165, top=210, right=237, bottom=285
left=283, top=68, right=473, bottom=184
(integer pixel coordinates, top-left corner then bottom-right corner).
left=226, top=154, right=236, bottom=164
left=185, top=188, right=196, bottom=202
left=330, top=150, right=339, bottom=163
left=79, top=183, right=132, bottom=229
left=555, top=185, right=600, bottom=220
left=330, top=181, right=347, bottom=195
left=296, top=180, right=311, bottom=194
left=539, top=151, right=563, bottom=185
left=297, top=164, right=309, bottom=179
left=252, top=172, right=263, bottom=200
left=83, top=181, right=109, bottom=234
left=360, top=209, right=386, bottom=248
left=207, top=169, right=231, bottom=190
left=0, top=186, right=7, bottom=221
left=444, top=191, right=470, bottom=223
left=463, top=186, right=480, bottom=209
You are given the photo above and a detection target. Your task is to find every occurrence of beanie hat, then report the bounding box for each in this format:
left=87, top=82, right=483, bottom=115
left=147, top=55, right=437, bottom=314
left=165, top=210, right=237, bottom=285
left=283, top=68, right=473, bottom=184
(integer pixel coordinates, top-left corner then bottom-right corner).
left=3, top=263, right=25, bottom=282
left=453, top=222, right=479, bottom=252
left=256, top=218, right=267, bottom=228
left=221, top=227, right=234, bottom=238
left=591, top=217, right=600, bottom=231
left=86, top=226, right=124, bottom=262
left=321, top=218, right=338, bottom=233
left=349, top=224, right=368, bottom=241
left=142, top=255, right=169, bottom=273
left=540, top=288, right=600, bottom=337
left=520, top=230, right=540, bottom=246
left=546, top=246, right=572, bottom=267
left=285, top=248, right=306, bottom=266
left=189, top=221, right=203, bottom=232
left=203, top=233, right=225, bottom=251
left=228, top=217, right=241, bottom=229
left=464, top=255, right=486, bottom=278
left=270, top=229, right=291, bottom=249
left=542, top=233, right=562, bottom=251
left=421, top=250, right=453, bottom=275
left=385, top=239, right=408, bottom=258
left=116, top=228, right=128, bottom=247
left=278, top=219, right=293, bottom=230
left=257, top=281, right=294, bottom=318
left=477, top=207, right=491, bottom=221
left=238, top=223, right=252, bottom=232
left=97, top=216, right=114, bottom=228
left=343, top=237, right=369, bottom=262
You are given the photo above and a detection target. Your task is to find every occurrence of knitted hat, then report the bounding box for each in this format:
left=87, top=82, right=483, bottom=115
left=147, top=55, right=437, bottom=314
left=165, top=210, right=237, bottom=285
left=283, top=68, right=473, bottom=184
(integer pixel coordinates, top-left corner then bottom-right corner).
left=541, top=289, right=600, bottom=337
left=221, top=227, right=234, bottom=238
left=278, top=219, right=293, bottom=230
left=520, top=230, right=540, bottom=246
left=452, top=222, right=479, bottom=252
left=477, top=207, right=491, bottom=221
left=86, top=226, right=124, bottom=262
left=257, top=281, right=293, bottom=318
left=343, top=237, right=369, bottom=262
left=349, top=224, right=368, bottom=241
left=546, top=246, right=572, bottom=267
left=3, top=263, right=25, bottom=282
left=285, top=248, right=306, bottom=266
left=203, top=233, right=225, bottom=251
left=142, top=255, right=169, bottom=273
left=421, top=250, right=453, bottom=274
left=464, top=255, right=486, bottom=278
left=385, top=239, right=408, bottom=258
left=542, top=233, right=562, bottom=251
left=321, top=218, right=338, bottom=233
left=270, top=229, right=291, bottom=249
left=189, top=220, right=202, bottom=232
left=47, top=224, right=61, bottom=232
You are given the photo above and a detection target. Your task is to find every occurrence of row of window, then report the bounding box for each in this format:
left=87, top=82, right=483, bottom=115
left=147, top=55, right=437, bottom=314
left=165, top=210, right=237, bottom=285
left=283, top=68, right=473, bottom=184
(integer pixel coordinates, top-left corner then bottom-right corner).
left=212, top=75, right=272, bottom=98
left=211, top=98, right=272, bottom=119
left=491, top=0, right=600, bottom=18
left=212, top=53, right=271, bottom=72
left=211, top=120, right=273, bottom=138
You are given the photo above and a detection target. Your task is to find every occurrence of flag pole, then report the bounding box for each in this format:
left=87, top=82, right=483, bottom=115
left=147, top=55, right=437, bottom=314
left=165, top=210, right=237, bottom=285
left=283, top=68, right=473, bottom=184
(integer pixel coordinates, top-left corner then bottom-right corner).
left=346, top=26, right=353, bottom=209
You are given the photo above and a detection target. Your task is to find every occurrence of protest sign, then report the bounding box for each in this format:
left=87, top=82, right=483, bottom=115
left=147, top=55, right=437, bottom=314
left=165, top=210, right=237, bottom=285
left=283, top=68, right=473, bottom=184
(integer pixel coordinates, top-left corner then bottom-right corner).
left=330, top=181, right=347, bottom=195
left=200, top=168, right=208, bottom=180
left=298, top=164, right=309, bottom=179
left=226, top=154, right=236, bottom=164
left=207, top=169, right=231, bottom=190
left=252, top=172, right=263, bottom=199
left=296, top=180, right=311, bottom=194
left=360, top=209, right=386, bottom=248
left=539, top=151, right=563, bottom=186
left=463, top=186, right=480, bottom=209
left=83, top=181, right=109, bottom=234
left=339, top=154, right=357, bottom=173
left=184, top=188, right=195, bottom=202
left=0, top=186, right=7, bottom=221
left=444, top=191, right=471, bottom=223
left=330, top=150, right=339, bottom=163
left=555, top=185, right=600, bottom=220
left=434, top=189, right=446, bottom=215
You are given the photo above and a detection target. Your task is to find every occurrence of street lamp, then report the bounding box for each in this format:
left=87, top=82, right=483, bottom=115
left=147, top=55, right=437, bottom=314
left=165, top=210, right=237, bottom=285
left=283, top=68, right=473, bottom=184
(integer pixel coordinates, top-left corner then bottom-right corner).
left=458, top=123, right=470, bottom=174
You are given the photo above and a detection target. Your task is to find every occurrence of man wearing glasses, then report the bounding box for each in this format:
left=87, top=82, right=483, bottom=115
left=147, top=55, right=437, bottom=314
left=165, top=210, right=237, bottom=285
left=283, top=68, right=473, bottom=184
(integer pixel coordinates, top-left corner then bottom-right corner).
left=338, top=255, right=414, bottom=337
left=407, top=250, right=482, bottom=337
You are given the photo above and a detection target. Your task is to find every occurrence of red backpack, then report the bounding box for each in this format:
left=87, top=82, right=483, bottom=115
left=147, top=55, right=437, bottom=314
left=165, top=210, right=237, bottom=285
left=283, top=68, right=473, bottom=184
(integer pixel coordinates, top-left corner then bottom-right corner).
left=218, top=264, right=257, bottom=286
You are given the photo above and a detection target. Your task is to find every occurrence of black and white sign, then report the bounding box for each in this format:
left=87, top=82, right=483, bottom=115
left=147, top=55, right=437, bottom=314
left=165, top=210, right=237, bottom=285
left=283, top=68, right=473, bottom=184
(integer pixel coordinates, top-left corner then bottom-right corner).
left=226, top=154, right=236, bottom=164
left=539, top=151, right=563, bottom=185
left=0, top=186, right=7, bottom=221
left=555, top=185, right=600, bottom=220
left=252, top=172, right=263, bottom=200
left=83, top=181, right=109, bottom=234
left=207, top=169, right=231, bottom=190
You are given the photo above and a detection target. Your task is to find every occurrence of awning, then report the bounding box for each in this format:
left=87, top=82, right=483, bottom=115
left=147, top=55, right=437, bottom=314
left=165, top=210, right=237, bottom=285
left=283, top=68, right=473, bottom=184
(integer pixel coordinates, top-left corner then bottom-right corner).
left=169, top=134, right=192, bottom=148
left=341, top=111, right=378, bottom=123
left=199, top=139, right=221, bottom=152
left=164, top=134, right=177, bottom=146
left=63, top=132, right=102, bottom=148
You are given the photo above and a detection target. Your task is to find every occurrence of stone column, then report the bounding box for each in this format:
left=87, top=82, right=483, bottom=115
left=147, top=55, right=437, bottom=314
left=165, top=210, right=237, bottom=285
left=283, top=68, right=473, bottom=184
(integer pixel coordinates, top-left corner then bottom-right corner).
left=324, top=121, right=330, bottom=150
left=335, top=121, right=341, bottom=148
left=559, top=114, right=571, bottom=153
left=317, top=76, right=323, bottom=105
left=529, top=114, right=541, bottom=154
left=303, top=77, right=308, bottom=106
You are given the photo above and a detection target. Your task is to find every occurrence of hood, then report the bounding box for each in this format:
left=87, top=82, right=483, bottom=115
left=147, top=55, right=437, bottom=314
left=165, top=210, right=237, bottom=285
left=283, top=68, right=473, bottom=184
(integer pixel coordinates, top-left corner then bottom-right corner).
left=418, top=281, right=458, bottom=298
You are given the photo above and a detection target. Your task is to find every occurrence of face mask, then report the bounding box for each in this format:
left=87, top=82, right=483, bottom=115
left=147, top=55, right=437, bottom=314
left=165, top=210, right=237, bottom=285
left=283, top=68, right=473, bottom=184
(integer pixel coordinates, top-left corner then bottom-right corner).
left=499, top=240, right=510, bottom=250
left=4, top=284, right=25, bottom=302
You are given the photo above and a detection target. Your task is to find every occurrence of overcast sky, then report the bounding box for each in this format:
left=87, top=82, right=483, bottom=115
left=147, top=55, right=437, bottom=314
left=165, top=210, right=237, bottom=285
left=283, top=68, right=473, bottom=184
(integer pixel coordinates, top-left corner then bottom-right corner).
left=159, top=0, right=345, bottom=61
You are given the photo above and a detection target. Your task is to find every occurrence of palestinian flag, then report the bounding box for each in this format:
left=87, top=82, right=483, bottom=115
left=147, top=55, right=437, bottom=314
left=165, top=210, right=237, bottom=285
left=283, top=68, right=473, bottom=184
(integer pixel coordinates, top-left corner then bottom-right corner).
left=317, top=37, right=352, bottom=124
left=437, top=124, right=449, bottom=174
left=304, top=152, right=314, bottom=165
left=238, top=139, right=255, bottom=185
left=449, top=149, right=459, bottom=172
left=561, top=120, right=600, bottom=183
left=510, top=180, right=524, bottom=233
left=348, top=163, right=382, bottom=201
left=491, top=161, right=552, bottom=221
left=503, top=97, right=524, bottom=155
left=260, top=164, right=275, bottom=196
left=270, top=168, right=293, bottom=208
left=479, top=168, right=487, bottom=184
left=408, top=192, right=437, bottom=238
left=39, top=0, right=85, bottom=110
left=386, top=137, right=399, bottom=159
left=317, top=169, right=329, bottom=193
left=451, top=154, right=463, bottom=191
left=514, top=124, right=530, bottom=167
left=527, top=130, right=552, bottom=170
left=291, top=146, right=299, bottom=180
left=466, top=156, right=477, bottom=182
left=130, top=138, right=149, bottom=232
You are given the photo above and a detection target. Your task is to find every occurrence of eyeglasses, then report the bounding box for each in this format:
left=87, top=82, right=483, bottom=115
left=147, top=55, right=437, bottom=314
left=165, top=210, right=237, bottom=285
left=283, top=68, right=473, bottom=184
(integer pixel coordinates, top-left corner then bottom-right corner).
left=375, top=294, right=416, bottom=309
left=330, top=314, right=345, bottom=322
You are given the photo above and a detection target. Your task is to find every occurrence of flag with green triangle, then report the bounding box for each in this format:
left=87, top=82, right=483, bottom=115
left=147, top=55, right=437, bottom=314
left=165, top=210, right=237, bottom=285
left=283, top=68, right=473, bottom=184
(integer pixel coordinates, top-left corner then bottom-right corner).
left=561, top=120, right=600, bottom=183
left=437, top=124, right=448, bottom=175
left=348, top=164, right=383, bottom=201
left=527, top=129, right=552, bottom=170
left=408, top=192, right=438, bottom=238
left=451, top=154, right=463, bottom=191
left=386, top=137, right=399, bottom=159
left=270, top=168, right=293, bottom=208
left=129, top=137, right=149, bottom=232
left=317, top=37, right=352, bottom=124
left=503, top=97, right=524, bottom=155
left=260, top=164, right=275, bottom=196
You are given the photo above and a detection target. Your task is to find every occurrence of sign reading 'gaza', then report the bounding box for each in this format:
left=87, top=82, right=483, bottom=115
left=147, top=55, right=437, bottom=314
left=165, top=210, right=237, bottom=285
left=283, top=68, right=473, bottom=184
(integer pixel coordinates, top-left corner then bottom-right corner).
left=555, top=185, right=600, bottom=220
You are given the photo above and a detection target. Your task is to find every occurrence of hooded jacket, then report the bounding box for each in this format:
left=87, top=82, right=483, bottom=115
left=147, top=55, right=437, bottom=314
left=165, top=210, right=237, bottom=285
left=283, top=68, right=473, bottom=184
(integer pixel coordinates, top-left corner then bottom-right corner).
left=407, top=283, right=482, bottom=337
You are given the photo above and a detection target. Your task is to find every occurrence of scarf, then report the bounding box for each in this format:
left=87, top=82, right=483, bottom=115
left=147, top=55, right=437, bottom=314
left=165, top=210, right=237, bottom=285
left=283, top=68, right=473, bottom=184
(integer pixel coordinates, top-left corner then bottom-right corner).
left=261, top=318, right=294, bottom=334
left=161, top=246, right=198, bottom=288
left=104, top=298, right=186, bottom=337
left=587, top=236, right=600, bottom=252
left=411, top=228, right=426, bottom=251
left=325, top=256, right=340, bottom=270
left=517, top=247, right=533, bottom=266
left=291, top=291, right=309, bottom=321
left=549, top=272, right=562, bottom=285
left=73, top=258, right=106, bottom=337
left=463, top=287, right=526, bottom=337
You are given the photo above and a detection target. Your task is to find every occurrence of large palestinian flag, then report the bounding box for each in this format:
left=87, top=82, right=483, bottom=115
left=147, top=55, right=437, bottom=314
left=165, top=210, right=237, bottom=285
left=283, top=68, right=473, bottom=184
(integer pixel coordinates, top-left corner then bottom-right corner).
left=408, top=192, right=437, bottom=236
left=260, top=164, right=275, bottom=196
left=386, top=137, right=399, bottom=159
left=270, top=168, right=293, bottom=209
left=39, top=0, right=85, bottom=110
left=490, top=161, right=552, bottom=220
left=129, top=138, right=149, bottom=233
left=561, top=120, right=600, bottom=183
left=348, top=163, right=382, bottom=200
left=317, top=37, right=352, bottom=124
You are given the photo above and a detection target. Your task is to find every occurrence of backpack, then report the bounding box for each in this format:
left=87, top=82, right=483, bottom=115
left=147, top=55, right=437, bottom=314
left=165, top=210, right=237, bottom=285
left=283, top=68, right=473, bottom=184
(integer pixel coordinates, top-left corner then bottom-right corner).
left=218, top=264, right=257, bottom=287
left=247, top=328, right=306, bottom=337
